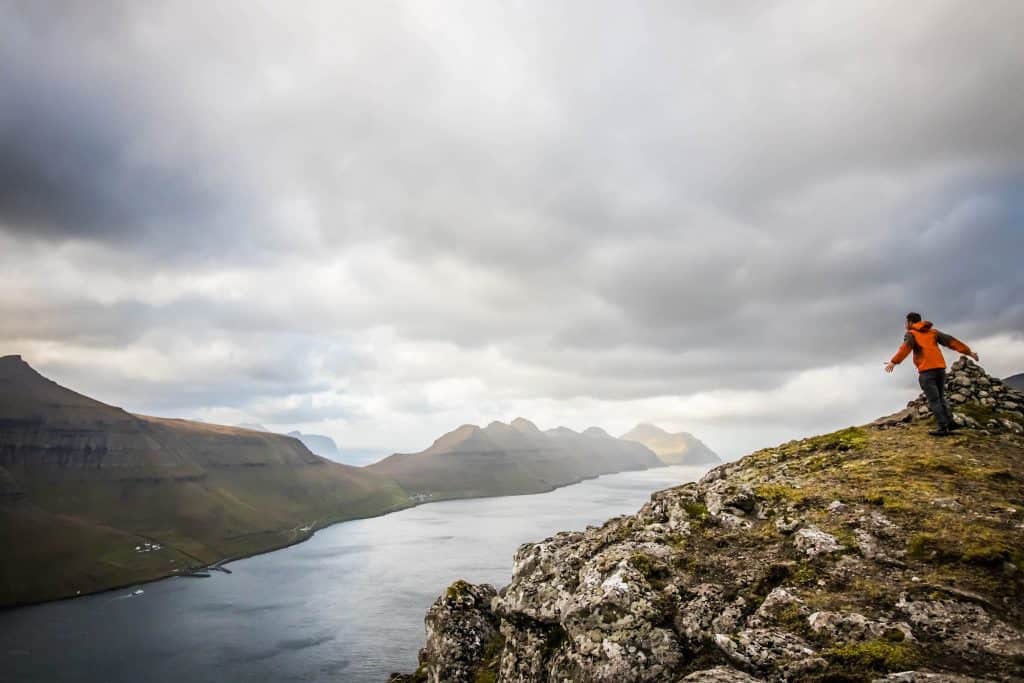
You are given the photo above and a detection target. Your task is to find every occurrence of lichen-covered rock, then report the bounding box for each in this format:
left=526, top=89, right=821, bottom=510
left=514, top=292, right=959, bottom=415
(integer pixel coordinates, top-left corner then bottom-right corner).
left=395, top=364, right=1024, bottom=682
left=393, top=580, right=500, bottom=683
left=678, top=666, right=764, bottom=681
left=896, top=594, right=1024, bottom=660
left=806, top=611, right=913, bottom=643
left=872, top=673, right=999, bottom=682
left=792, top=526, right=843, bottom=558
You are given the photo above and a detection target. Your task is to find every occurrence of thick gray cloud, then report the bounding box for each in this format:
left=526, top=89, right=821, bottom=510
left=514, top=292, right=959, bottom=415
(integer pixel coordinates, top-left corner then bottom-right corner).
left=1, top=1, right=1022, bottom=457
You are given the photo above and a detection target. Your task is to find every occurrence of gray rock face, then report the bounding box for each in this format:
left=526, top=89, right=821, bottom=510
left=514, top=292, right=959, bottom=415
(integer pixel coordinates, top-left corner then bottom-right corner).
left=395, top=389, right=1024, bottom=682
left=679, top=666, right=764, bottom=681
left=389, top=581, right=500, bottom=683
left=792, top=527, right=843, bottom=558
left=873, top=673, right=999, bottom=682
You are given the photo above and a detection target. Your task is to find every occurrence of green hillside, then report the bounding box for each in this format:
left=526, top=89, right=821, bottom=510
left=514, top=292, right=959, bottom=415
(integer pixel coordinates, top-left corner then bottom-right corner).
left=0, top=355, right=412, bottom=606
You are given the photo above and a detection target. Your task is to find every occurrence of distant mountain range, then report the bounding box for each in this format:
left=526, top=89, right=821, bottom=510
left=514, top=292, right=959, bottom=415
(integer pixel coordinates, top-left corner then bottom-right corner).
left=1005, top=373, right=1024, bottom=391
left=368, top=417, right=662, bottom=501
left=238, top=426, right=382, bottom=465
left=0, top=355, right=411, bottom=607
left=619, top=423, right=721, bottom=465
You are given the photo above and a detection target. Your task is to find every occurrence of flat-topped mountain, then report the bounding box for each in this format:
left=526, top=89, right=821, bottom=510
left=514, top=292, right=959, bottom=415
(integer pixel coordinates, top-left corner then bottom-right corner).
left=287, top=430, right=341, bottom=459
left=620, top=423, right=721, bottom=465
left=0, top=355, right=412, bottom=607
left=368, top=418, right=662, bottom=501
left=394, top=359, right=1024, bottom=682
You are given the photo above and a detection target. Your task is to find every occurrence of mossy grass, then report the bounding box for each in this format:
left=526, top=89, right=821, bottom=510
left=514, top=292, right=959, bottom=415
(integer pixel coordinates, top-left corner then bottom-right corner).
left=822, top=639, right=921, bottom=675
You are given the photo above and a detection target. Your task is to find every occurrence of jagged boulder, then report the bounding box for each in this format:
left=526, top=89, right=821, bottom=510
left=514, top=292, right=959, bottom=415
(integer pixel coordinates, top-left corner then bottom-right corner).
left=396, top=405, right=1024, bottom=681
left=389, top=580, right=501, bottom=683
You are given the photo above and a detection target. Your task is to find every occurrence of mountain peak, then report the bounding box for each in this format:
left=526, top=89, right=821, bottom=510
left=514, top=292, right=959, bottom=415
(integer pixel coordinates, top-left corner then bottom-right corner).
left=624, top=422, right=669, bottom=438
left=0, top=355, right=124, bottom=415
left=510, top=417, right=541, bottom=433
left=620, top=422, right=720, bottom=465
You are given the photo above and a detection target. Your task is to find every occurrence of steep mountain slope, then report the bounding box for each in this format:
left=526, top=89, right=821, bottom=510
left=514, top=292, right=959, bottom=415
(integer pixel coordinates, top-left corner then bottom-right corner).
left=1005, top=373, right=1024, bottom=391
left=368, top=418, right=662, bottom=502
left=394, top=360, right=1024, bottom=682
left=0, top=355, right=412, bottom=607
left=621, top=423, right=721, bottom=465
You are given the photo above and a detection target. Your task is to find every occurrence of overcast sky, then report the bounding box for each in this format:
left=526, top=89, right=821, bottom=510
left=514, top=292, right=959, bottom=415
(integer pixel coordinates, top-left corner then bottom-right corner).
left=2, top=1, right=1022, bottom=460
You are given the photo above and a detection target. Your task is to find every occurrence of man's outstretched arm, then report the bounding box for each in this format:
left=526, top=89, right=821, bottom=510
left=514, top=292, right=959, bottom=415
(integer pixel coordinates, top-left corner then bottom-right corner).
left=885, top=334, right=914, bottom=373
left=936, top=331, right=979, bottom=360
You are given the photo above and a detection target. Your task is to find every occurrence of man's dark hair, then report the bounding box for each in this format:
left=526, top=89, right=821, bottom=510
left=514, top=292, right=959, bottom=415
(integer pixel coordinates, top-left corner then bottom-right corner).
left=906, top=312, right=922, bottom=323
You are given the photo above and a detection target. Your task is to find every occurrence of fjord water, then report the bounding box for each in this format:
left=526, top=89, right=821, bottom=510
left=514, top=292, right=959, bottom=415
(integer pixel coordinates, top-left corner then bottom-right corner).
left=0, top=465, right=708, bottom=683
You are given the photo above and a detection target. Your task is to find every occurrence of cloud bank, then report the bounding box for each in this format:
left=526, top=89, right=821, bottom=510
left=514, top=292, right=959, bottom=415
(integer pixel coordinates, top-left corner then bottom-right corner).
left=2, top=1, right=1022, bottom=458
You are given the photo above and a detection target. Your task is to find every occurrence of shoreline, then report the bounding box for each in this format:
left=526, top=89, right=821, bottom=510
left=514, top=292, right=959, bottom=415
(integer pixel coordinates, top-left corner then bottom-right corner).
left=1, top=461, right=714, bottom=612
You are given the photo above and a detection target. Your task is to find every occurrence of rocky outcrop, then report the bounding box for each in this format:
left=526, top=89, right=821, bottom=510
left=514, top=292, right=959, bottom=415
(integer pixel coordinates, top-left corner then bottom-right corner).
left=390, top=581, right=502, bottom=683
left=874, top=358, right=1024, bottom=434
left=397, top=363, right=1024, bottom=682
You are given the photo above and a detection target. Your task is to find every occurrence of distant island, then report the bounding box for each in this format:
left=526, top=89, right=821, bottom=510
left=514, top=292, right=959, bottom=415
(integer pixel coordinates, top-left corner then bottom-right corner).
left=368, top=418, right=667, bottom=501
left=620, top=423, right=721, bottom=465
left=286, top=430, right=341, bottom=459
left=0, top=355, right=716, bottom=606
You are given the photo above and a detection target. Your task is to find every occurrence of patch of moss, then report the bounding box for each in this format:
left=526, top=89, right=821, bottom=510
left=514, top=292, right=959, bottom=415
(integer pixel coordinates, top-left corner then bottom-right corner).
left=445, top=579, right=473, bottom=601
left=776, top=603, right=807, bottom=631
left=683, top=500, right=709, bottom=521
left=755, top=483, right=805, bottom=504
left=631, top=552, right=671, bottom=588
left=861, top=491, right=885, bottom=506
left=880, top=627, right=906, bottom=643
left=803, top=427, right=869, bottom=453
left=957, top=401, right=1014, bottom=425
left=792, top=563, right=820, bottom=586
left=823, top=639, right=920, bottom=673
left=907, top=529, right=1017, bottom=568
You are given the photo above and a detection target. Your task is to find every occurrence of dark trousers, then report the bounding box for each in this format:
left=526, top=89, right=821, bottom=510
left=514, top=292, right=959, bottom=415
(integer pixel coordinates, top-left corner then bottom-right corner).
left=919, top=368, right=953, bottom=429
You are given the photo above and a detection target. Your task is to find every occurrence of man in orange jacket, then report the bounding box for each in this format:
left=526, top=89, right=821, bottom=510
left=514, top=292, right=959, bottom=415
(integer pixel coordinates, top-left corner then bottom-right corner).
left=885, top=312, right=979, bottom=436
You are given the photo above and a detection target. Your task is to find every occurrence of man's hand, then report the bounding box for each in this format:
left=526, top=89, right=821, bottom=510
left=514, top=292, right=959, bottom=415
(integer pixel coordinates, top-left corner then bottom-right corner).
left=884, top=361, right=896, bottom=374
left=970, top=352, right=979, bottom=361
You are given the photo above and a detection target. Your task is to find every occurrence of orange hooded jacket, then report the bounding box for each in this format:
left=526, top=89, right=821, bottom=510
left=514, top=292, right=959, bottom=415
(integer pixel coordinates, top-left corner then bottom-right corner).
left=891, top=320, right=973, bottom=373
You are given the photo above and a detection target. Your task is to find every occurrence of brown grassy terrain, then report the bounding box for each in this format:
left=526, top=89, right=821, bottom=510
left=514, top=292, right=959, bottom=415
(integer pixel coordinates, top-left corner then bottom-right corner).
left=0, top=355, right=412, bottom=606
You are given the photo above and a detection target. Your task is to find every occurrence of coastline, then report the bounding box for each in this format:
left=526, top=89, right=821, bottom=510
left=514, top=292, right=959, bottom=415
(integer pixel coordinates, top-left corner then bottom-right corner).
left=1, top=462, right=713, bottom=612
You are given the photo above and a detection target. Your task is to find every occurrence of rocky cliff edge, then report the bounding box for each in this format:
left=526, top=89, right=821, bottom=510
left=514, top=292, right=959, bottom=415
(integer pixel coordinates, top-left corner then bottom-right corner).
left=391, top=358, right=1024, bottom=682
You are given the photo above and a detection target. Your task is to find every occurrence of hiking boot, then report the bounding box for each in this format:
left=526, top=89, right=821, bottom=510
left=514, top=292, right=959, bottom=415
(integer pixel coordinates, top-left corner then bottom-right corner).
left=929, top=428, right=950, bottom=437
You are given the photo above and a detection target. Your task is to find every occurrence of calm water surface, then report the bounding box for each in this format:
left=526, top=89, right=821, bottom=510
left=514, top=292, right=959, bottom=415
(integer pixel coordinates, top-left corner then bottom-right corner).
left=0, top=465, right=708, bottom=683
